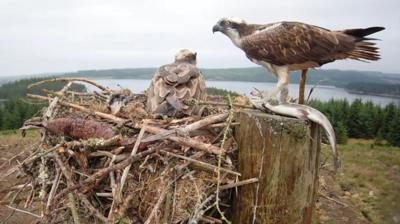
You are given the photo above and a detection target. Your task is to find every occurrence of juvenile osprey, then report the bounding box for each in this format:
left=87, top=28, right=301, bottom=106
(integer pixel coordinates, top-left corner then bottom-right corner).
left=213, top=18, right=384, bottom=103
left=147, top=49, right=206, bottom=117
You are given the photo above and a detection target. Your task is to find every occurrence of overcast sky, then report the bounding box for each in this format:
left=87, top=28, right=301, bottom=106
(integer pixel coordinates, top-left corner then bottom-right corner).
left=0, top=0, right=399, bottom=76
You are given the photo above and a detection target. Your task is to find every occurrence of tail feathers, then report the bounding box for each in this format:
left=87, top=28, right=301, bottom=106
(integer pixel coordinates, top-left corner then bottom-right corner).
left=343, top=26, right=385, bottom=39
left=349, top=41, right=381, bottom=61
left=342, top=26, right=384, bottom=61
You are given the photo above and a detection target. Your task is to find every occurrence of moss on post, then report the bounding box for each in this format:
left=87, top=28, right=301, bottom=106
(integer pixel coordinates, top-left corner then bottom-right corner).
left=232, top=110, right=321, bottom=224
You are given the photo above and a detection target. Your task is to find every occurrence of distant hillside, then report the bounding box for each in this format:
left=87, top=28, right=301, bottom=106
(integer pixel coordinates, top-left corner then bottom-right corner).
left=63, top=67, right=399, bottom=85
left=1, top=67, right=399, bottom=97
left=61, top=67, right=400, bottom=97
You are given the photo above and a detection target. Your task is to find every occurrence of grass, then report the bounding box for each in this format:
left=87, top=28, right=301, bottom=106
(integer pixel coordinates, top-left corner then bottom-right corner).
left=336, top=139, right=400, bottom=224
left=0, top=129, right=40, bottom=137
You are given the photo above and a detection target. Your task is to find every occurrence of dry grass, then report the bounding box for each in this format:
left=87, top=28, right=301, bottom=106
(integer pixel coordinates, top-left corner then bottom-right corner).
left=336, top=142, right=400, bottom=224
left=0, top=130, right=41, bottom=224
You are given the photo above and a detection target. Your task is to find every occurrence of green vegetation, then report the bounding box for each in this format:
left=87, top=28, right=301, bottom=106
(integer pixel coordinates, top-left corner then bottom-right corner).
left=206, top=87, right=239, bottom=96
left=0, top=98, right=45, bottom=130
left=309, top=99, right=400, bottom=146
left=336, top=140, right=400, bottom=224
left=0, top=77, right=87, bottom=131
left=0, top=77, right=86, bottom=99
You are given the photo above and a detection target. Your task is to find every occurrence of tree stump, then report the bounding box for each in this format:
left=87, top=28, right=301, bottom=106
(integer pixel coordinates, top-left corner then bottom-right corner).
left=232, top=109, right=321, bottom=224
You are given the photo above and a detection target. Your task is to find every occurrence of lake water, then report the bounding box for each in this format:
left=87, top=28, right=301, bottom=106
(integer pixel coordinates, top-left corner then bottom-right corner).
left=85, top=79, right=400, bottom=106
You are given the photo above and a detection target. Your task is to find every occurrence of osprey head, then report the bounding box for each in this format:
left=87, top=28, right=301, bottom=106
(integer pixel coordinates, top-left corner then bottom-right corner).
left=174, top=49, right=197, bottom=65
left=212, top=17, right=246, bottom=33
left=213, top=18, right=247, bottom=47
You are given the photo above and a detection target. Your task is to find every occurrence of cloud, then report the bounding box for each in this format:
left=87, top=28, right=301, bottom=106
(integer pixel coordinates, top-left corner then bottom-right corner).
left=0, top=0, right=399, bottom=76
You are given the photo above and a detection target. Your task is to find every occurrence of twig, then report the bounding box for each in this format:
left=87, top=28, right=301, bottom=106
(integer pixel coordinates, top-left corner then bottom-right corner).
left=119, top=122, right=147, bottom=195
left=185, top=99, right=253, bottom=109
left=28, top=77, right=111, bottom=92
left=44, top=82, right=72, bottom=120
left=67, top=90, right=93, bottom=96
left=54, top=153, right=108, bottom=222
left=107, top=155, right=117, bottom=221
left=189, top=195, right=215, bottom=224
left=215, top=95, right=234, bottom=224
left=88, top=151, right=128, bottom=162
left=200, top=215, right=223, bottom=224
left=142, top=113, right=228, bottom=142
left=219, top=178, right=258, bottom=190
left=3, top=143, right=63, bottom=179
left=45, top=168, right=61, bottom=213
left=53, top=153, right=82, bottom=223
left=68, top=193, right=81, bottom=224
left=160, top=150, right=240, bottom=176
left=145, top=125, right=223, bottom=155
left=67, top=135, right=123, bottom=151
left=319, top=192, right=349, bottom=208
left=5, top=205, right=41, bottom=218
left=175, top=151, right=205, bottom=172
left=207, top=122, right=240, bottom=128
left=77, top=191, right=108, bottom=223
left=28, top=94, right=223, bottom=154
left=53, top=148, right=158, bottom=201
left=27, top=94, right=125, bottom=122
left=306, top=79, right=327, bottom=103
left=144, top=179, right=170, bottom=224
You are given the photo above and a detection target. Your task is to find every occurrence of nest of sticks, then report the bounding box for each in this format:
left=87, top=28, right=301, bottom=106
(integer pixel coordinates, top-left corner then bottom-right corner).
left=2, top=77, right=257, bottom=224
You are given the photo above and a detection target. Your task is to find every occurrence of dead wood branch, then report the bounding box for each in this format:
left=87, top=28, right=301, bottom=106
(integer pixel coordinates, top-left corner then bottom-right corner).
left=219, top=178, right=258, bottom=190
left=5, top=205, right=41, bottom=219
left=44, top=82, right=72, bottom=120
left=28, top=77, right=110, bottom=92
left=160, top=150, right=240, bottom=176
left=9, top=77, right=241, bottom=223
left=29, top=94, right=222, bottom=154
left=119, top=122, right=147, bottom=196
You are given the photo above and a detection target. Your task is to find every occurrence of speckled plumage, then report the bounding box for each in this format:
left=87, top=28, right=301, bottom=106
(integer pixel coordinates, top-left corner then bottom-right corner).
left=147, top=49, right=206, bottom=117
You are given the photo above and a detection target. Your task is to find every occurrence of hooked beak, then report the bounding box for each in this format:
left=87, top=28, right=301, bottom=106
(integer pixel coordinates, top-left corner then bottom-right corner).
left=212, top=24, right=222, bottom=33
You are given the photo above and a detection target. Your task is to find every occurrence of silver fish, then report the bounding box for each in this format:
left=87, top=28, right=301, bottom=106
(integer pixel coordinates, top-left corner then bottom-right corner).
left=251, top=98, right=341, bottom=170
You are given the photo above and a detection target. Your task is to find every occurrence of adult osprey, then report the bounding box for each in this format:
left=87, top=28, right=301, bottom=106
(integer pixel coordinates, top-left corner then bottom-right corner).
left=212, top=18, right=384, bottom=103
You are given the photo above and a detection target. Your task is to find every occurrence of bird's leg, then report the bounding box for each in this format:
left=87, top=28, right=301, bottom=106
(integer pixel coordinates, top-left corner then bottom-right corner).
left=298, top=68, right=308, bottom=104
left=257, top=68, right=290, bottom=105
left=280, top=86, right=289, bottom=103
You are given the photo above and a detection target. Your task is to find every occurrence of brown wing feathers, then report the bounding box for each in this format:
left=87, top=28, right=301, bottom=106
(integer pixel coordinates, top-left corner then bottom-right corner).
left=241, top=22, right=384, bottom=66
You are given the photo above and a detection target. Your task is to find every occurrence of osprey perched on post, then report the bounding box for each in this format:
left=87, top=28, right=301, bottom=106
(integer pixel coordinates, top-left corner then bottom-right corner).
left=212, top=18, right=384, bottom=104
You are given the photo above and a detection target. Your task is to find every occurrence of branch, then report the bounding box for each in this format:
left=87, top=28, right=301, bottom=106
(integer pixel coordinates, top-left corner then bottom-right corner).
left=219, top=178, right=258, bottom=190
left=43, top=81, right=72, bottom=120
left=119, top=122, right=147, bottom=196
left=28, top=94, right=224, bottom=155
left=28, top=77, right=110, bottom=92
left=160, top=150, right=240, bottom=176
left=5, top=205, right=41, bottom=219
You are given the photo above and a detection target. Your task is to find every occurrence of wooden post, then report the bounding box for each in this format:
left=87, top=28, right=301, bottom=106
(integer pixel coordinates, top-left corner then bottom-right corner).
left=232, top=110, right=321, bottom=224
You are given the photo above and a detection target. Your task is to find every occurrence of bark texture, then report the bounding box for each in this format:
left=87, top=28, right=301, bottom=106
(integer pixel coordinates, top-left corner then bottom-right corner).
left=233, top=110, right=321, bottom=224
